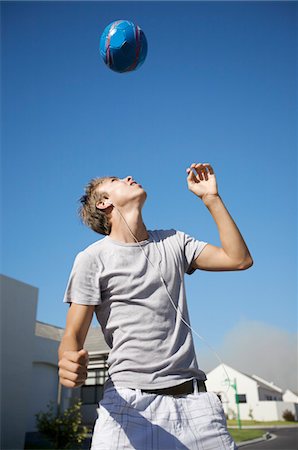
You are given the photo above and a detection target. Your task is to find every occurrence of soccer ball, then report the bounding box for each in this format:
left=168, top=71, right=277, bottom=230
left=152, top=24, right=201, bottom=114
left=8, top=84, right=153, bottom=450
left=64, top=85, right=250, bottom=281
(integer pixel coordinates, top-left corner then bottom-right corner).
left=100, top=20, right=148, bottom=73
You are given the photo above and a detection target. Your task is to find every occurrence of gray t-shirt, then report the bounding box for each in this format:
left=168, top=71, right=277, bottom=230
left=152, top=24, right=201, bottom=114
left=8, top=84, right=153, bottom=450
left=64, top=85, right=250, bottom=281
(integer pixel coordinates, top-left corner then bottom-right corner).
left=63, top=229, right=208, bottom=389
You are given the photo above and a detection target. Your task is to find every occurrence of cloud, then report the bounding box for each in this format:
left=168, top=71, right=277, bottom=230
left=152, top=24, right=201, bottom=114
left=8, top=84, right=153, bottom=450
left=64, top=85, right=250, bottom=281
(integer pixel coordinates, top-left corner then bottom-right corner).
left=197, top=320, right=298, bottom=392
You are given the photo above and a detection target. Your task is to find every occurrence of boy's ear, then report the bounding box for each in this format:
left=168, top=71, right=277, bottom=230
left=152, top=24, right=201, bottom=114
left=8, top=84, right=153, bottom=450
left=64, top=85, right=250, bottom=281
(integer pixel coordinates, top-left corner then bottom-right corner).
left=96, top=200, right=113, bottom=210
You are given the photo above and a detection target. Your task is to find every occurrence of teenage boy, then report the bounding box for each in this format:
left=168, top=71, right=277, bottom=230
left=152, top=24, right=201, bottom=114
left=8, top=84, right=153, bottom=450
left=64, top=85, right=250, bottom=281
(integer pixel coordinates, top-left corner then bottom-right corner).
left=58, top=163, right=252, bottom=449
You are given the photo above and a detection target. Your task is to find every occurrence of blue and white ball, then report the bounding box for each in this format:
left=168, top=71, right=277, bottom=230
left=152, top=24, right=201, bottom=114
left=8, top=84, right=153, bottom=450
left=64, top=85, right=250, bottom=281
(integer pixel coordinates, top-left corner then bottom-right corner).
left=100, top=20, right=148, bottom=73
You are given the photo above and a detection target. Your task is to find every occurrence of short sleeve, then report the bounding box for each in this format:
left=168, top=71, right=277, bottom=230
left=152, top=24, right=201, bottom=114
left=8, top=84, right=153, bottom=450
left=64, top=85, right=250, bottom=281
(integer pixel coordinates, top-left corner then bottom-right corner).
left=176, top=230, right=208, bottom=275
left=63, top=251, right=101, bottom=306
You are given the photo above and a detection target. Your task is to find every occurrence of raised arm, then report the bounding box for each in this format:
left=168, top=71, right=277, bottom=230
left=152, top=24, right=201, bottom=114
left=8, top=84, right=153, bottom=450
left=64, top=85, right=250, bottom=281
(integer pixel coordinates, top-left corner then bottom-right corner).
left=186, top=163, right=253, bottom=272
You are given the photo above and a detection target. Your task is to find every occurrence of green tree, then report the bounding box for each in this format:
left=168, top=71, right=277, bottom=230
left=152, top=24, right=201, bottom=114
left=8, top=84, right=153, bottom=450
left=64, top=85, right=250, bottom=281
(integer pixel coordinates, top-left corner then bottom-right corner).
left=35, top=399, right=88, bottom=449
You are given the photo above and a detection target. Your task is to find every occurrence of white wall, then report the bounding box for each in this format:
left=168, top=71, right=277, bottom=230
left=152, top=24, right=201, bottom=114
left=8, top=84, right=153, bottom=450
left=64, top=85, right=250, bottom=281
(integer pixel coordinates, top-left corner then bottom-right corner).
left=0, top=275, right=38, bottom=450
left=26, top=362, right=59, bottom=431
left=26, top=335, right=62, bottom=431
left=254, top=401, right=297, bottom=421
left=206, top=364, right=259, bottom=420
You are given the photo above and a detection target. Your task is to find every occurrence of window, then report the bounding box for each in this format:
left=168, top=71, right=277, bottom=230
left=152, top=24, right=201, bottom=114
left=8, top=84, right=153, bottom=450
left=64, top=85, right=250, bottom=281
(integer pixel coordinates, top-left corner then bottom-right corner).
left=84, top=367, right=108, bottom=386
left=235, top=394, right=247, bottom=403
left=80, top=357, right=109, bottom=405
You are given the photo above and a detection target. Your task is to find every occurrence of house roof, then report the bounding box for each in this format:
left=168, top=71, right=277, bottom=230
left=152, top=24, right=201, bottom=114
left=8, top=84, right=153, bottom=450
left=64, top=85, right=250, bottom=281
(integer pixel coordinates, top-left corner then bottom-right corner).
left=251, top=374, right=283, bottom=393
left=35, top=321, right=64, bottom=341
left=208, top=364, right=284, bottom=394
left=35, top=321, right=110, bottom=354
left=241, top=370, right=282, bottom=393
left=84, top=326, right=110, bottom=354
left=285, top=388, right=298, bottom=395
left=284, top=388, right=298, bottom=398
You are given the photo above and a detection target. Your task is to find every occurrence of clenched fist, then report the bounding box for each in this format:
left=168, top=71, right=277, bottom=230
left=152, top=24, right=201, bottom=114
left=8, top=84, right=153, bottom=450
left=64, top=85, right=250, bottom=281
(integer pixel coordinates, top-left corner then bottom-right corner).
left=58, top=349, right=89, bottom=388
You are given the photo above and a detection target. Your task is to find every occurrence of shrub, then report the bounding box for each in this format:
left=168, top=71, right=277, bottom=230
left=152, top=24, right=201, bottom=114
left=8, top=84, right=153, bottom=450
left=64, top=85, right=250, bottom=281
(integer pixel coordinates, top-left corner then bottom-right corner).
left=282, top=409, right=295, bottom=422
left=248, top=408, right=254, bottom=421
left=35, top=399, right=88, bottom=449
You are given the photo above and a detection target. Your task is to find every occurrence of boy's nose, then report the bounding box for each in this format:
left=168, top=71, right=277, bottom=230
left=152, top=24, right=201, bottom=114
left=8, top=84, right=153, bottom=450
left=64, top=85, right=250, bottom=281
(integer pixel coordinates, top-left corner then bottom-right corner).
left=124, top=176, right=132, bottom=184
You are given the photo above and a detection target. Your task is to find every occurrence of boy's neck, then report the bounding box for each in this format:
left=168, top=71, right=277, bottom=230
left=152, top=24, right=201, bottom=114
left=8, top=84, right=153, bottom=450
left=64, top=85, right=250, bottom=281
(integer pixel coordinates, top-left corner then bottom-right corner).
left=109, top=210, right=148, bottom=243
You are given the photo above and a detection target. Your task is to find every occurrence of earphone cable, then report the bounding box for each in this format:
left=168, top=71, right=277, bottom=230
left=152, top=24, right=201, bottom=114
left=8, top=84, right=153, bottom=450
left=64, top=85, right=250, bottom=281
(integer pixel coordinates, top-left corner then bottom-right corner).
left=113, top=207, right=231, bottom=392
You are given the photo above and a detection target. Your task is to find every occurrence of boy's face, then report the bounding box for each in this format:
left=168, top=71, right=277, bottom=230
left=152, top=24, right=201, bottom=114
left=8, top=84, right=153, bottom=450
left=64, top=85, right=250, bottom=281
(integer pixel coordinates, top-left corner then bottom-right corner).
left=97, top=176, right=147, bottom=209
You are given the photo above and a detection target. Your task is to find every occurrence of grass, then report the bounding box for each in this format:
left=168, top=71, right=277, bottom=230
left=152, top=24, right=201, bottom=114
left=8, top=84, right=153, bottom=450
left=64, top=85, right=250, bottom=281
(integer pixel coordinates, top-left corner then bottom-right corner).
left=228, top=428, right=265, bottom=442
left=227, top=419, right=298, bottom=426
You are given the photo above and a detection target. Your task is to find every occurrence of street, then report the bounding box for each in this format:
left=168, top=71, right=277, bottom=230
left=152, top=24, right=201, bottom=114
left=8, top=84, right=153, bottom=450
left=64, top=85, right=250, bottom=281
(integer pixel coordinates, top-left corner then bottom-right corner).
left=240, top=427, right=298, bottom=450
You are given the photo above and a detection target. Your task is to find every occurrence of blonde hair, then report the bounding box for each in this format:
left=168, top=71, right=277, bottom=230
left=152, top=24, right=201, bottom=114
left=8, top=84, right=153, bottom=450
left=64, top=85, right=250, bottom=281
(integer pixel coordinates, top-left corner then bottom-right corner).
left=79, top=177, right=114, bottom=235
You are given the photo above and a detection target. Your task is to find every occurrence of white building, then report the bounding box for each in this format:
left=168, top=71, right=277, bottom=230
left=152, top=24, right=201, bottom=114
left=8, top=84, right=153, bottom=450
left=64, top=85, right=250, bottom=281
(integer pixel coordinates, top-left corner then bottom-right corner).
left=0, top=275, right=109, bottom=450
left=206, top=363, right=298, bottom=421
left=283, top=389, right=298, bottom=404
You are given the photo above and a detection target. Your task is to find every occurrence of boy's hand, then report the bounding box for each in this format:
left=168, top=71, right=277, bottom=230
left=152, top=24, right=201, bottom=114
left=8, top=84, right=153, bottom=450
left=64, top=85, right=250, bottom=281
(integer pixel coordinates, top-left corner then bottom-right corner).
left=58, top=349, right=89, bottom=388
left=186, top=163, right=218, bottom=201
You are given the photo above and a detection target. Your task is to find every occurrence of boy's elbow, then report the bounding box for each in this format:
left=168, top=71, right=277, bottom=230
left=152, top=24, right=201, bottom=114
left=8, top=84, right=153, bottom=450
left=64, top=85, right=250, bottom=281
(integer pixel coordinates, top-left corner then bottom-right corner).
left=238, top=255, right=253, bottom=270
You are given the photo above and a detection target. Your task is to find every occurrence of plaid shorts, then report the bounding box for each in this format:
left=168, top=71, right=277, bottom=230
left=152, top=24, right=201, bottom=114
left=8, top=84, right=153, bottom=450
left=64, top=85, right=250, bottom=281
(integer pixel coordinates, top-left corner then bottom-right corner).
left=90, top=381, right=237, bottom=450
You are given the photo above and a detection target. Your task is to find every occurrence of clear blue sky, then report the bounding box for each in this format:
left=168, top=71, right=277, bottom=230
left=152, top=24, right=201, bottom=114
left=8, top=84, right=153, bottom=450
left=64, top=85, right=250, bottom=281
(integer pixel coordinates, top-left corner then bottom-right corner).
left=1, top=2, right=297, bottom=367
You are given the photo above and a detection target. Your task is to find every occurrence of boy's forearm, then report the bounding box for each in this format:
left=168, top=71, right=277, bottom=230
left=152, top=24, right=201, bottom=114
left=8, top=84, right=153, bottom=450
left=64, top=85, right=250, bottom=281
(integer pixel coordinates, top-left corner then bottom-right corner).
left=202, top=194, right=252, bottom=264
left=58, top=334, right=83, bottom=360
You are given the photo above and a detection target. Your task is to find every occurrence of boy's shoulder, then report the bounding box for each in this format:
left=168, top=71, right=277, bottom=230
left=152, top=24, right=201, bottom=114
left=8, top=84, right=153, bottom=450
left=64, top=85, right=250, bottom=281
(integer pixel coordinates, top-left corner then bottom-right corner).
left=77, top=236, right=108, bottom=258
left=150, top=229, right=184, bottom=241
left=150, top=228, right=177, bottom=237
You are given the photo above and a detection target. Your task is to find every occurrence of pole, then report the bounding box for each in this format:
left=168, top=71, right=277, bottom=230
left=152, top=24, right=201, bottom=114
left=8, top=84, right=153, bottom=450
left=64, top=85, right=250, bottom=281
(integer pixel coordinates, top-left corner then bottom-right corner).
left=57, top=381, right=62, bottom=416
left=233, top=378, right=242, bottom=430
